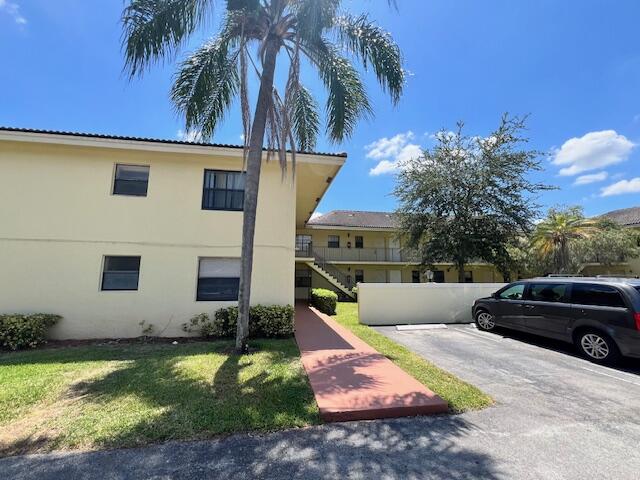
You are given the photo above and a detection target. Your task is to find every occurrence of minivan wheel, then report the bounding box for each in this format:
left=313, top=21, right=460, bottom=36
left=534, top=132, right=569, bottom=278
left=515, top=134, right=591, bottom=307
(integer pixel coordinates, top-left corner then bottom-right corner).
left=475, top=311, right=495, bottom=331
left=576, top=330, right=621, bottom=364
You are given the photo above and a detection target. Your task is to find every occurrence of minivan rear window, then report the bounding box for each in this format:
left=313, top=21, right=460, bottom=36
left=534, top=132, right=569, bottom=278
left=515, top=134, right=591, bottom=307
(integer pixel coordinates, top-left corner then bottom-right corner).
left=571, top=284, right=626, bottom=308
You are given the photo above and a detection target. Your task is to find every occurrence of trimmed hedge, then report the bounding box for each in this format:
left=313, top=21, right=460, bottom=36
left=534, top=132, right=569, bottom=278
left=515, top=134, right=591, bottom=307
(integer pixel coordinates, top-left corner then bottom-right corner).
left=0, top=314, right=61, bottom=350
left=183, top=305, right=295, bottom=339
left=310, top=288, right=338, bottom=315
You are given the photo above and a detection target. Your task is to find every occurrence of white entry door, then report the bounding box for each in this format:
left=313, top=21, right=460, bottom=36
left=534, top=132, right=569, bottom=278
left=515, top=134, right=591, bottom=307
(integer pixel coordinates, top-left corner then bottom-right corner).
left=389, top=270, right=402, bottom=283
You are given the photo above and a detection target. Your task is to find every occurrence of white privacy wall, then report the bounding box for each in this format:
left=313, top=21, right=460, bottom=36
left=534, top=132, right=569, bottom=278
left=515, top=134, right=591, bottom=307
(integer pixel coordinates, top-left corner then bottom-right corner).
left=357, top=283, right=507, bottom=325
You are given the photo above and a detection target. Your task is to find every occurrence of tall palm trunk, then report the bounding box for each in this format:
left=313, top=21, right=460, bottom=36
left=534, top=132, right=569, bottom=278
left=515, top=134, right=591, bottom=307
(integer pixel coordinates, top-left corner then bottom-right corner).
left=236, top=38, right=280, bottom=353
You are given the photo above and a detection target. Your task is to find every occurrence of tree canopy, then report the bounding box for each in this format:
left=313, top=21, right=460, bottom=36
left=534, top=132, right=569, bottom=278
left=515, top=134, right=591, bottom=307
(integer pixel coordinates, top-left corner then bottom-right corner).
left=394, top=114, right=552, bottom=282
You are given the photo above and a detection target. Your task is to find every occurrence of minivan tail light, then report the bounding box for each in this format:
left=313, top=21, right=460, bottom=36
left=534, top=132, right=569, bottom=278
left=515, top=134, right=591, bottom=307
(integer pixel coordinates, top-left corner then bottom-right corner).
left=635, top=313, right=640, bottom=331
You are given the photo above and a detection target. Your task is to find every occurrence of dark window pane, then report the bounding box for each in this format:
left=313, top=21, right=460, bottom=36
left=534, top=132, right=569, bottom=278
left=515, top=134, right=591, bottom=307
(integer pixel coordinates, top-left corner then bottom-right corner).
left=295, top=270, right=312, bottom=288
left=433, top=270, right=445, bottom=283
left=464, top=271, right=473, bottom=283
left=412, top=270, right=420, bottom=283
left=355, top=269, right=364, bottom=283
left=355, top=236, right=364, bottom=249
left=104, top=256, right=140, bottom=272
left=202, top=170, right=245, bottom=211
left=114, top=165, right=149, bottom=196
left=102, top=272, right=139, bottom=290
left=213, top=190, right=227, bottom=209
left=197, top=277, right=239, bottom=301
left=328, top=235, right=340, bottom=248
left=230, top=191, right=244, bottom=210
left=528, top=283, right=569, bottom=303
left=571, top=284, right=625, bottom=308
left=102, top=256, right=140, bottom=291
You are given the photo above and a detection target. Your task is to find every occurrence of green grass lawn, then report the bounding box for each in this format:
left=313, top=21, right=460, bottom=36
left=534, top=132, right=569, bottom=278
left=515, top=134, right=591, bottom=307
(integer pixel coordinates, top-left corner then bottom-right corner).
left=333, top=302, right=493, bottom=413
left=0, top=339, right=319, bottom=456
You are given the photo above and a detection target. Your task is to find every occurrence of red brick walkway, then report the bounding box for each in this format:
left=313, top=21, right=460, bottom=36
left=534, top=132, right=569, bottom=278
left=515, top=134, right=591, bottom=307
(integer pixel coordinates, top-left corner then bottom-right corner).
left=295, top=304, right=448, bottom=422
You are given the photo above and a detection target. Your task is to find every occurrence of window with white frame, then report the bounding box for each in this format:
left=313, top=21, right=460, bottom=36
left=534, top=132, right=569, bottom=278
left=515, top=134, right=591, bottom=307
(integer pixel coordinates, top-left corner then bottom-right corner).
left=197, top=258, right=240, bottom=301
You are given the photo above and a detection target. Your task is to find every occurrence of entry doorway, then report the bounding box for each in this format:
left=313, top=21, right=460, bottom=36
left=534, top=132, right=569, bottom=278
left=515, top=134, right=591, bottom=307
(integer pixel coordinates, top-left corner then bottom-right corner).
left=388, top=270, right=402, bottom=283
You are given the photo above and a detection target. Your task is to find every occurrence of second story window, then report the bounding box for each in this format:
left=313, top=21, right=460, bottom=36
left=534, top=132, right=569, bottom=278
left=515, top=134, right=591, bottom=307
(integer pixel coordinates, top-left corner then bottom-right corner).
left=202, top=170, right=245, bottom=211
left=113, top=164, right=149, bottom=196
left=328, top=235, right=340, bottom=248
left=355, top=236, right=363, bottom=248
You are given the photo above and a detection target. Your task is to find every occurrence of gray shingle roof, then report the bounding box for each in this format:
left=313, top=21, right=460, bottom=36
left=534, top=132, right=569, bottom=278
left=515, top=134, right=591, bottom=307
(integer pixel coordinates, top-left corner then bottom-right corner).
left=601, top=206, right=640, bottom=227
left=307, top=210, right=398, bottom=229
left=0, top=126, right=347, bottom=158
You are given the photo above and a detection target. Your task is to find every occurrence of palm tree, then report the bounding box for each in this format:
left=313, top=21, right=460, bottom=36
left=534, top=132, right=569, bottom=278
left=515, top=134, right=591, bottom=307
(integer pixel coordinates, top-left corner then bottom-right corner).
left=531, top=207, right=601, bottom=273
left=121, top=0, right=404, bottom=352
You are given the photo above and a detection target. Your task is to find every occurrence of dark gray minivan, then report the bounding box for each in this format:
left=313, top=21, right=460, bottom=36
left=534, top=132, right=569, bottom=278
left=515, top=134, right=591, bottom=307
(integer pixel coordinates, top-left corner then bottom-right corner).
left=472, top=278, right=640, bottom=364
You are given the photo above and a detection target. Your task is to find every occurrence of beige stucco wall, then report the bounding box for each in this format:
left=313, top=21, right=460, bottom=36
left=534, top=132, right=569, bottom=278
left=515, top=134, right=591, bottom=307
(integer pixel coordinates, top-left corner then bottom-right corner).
left=358, top=283, right=507, bottom=325
left=0, top=141, right=295, bottom=339
left=297, top=227, right=397, bottom=249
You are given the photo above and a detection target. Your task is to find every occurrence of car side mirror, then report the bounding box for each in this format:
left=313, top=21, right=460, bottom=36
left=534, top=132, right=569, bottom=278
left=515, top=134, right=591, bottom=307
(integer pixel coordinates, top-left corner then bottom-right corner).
left=492, top=292, right=500, bottom=299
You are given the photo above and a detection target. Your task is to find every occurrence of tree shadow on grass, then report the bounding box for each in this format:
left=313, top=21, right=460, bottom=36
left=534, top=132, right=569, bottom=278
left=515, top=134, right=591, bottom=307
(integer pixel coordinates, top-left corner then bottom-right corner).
left=1, top=339, right=319, bottom=454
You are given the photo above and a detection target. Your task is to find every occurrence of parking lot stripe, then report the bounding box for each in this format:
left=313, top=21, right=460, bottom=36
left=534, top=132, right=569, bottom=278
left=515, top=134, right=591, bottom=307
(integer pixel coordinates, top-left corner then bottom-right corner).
left=580, top=366, right=640, bottom=387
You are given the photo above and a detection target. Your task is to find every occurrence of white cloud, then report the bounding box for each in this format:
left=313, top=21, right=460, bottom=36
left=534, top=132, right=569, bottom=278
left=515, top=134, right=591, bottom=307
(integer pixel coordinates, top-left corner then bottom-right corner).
left=600, top=177, right=640, bottom=196
left=552, top=130, right=634, bottom=176
left=573, top=171, right=608, bottom=186
left=366, top=131, right=422, bottom=176
left=0, top=0, right=27, bottom=25
left=310, top=212, right=323, bottom=220
left=177, top=129, right=203, bottom=142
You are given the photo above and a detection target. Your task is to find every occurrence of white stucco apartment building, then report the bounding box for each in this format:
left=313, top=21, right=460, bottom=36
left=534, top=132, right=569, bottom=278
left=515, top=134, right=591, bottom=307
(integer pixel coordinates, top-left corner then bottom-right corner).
left=0, top=127, right=344, bottom=339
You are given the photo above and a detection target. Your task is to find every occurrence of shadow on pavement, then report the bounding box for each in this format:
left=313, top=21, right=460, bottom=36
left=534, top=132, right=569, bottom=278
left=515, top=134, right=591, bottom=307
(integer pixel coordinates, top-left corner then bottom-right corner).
left=0, top=414, right=503, bottom=480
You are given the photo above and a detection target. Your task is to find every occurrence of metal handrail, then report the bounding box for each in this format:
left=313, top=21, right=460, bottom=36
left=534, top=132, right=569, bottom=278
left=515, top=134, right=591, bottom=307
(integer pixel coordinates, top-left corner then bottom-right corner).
left=313, top=249, right=353, bottom=290
left=311, top=246, right=418, bottom=263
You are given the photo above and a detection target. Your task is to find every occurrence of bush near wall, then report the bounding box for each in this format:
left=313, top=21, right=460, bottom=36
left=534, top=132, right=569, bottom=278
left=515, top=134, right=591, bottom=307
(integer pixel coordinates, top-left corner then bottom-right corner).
left=184, top=305, right=295, bottom=339
left=310, top=288, right=338, bottom=315
left=0, top=314, right=61, bottom=350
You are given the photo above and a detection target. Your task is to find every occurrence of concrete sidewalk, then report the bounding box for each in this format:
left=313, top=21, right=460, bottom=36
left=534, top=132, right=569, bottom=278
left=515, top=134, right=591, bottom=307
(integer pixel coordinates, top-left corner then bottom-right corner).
left=294, top=304, right=447, bottom=421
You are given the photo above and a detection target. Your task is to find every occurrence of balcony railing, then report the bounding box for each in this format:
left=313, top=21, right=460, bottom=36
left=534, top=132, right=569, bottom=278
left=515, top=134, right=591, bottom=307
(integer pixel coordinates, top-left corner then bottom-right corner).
left=295, top=246, right=419, bottom=263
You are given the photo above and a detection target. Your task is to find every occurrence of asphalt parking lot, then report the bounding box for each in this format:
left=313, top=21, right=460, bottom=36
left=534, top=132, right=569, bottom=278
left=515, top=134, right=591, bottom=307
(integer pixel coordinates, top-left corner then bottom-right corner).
left=374, top=323, right=640, bottom=479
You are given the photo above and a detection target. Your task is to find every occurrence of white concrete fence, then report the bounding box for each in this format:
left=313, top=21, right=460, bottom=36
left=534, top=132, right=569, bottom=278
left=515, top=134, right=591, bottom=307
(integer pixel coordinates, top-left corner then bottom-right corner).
left=357, top=283, right=507, bottom=325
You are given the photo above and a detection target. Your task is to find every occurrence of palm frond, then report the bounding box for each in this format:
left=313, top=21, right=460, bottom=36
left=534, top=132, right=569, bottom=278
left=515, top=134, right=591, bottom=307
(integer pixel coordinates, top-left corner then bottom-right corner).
left=289, top=85, right=320, bottom=151
left=292, top=0, right=340, bottom=42
left=335, top=14, right=404, bottom=104
left=302, top=39, right=372, bottom=142
left=122, top=0, right=215, bottom=77
left=171, top=37, right=240, bottom=140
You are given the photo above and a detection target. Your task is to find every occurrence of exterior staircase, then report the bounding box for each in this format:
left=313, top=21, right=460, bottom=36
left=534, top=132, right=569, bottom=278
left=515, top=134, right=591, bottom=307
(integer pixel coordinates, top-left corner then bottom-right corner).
left=306, top=260, right=356, bottom=300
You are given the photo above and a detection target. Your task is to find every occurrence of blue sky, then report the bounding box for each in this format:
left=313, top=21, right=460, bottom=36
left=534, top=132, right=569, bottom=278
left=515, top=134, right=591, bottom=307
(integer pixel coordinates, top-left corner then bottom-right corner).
left=1, top=0, right=639, bottom=218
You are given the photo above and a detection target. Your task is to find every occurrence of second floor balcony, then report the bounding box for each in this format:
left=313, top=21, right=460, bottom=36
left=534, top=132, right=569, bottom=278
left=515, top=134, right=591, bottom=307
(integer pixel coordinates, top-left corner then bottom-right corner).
left=295, top=245, right=419, bottom=263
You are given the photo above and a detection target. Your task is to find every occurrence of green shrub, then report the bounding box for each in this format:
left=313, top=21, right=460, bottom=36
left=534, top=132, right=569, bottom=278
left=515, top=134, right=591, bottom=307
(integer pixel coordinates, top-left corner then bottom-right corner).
left=251, top=305, right=295, bottom=337
left=0, top=314, right=61, bottom=350
left=184, top=305, right=294, bottom=339
left=310, top=288, right=338, bottom=315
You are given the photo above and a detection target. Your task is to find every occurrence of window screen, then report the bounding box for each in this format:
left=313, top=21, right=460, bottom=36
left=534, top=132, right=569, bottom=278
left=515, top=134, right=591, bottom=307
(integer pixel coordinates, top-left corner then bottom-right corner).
left=101, top=256, right=140, bottom=291
left=113, top=165, right=149, bottom=196
left=197, top=258, right=240, bottom=301
left=328, top=235, right=340, bottom=248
